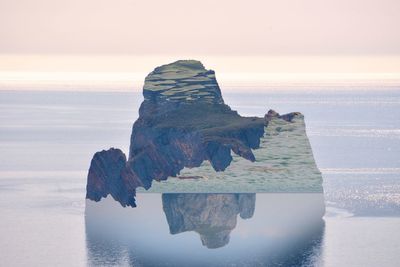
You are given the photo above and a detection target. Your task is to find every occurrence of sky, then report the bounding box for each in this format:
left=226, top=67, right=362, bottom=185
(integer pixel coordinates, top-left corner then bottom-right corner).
left=1, top=0, right=400, bottom=88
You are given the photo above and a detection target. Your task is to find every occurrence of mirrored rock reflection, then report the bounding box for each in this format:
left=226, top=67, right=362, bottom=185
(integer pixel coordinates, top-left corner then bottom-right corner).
left=163, top=193, right=256, bottom=249
left=85, top=193, right=325, bottom=267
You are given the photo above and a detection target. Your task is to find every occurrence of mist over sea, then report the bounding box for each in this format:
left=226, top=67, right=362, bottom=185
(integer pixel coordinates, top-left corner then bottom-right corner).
left=0, top=85, right=399, bottom=266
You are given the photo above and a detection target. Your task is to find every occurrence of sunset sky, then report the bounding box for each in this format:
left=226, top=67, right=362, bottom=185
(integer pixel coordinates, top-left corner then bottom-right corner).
left=1, top=0, right=400, bottom=88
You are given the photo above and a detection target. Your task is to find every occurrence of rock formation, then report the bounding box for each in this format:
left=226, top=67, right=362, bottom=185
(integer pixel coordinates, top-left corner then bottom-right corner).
left=125, top=60, right=268, bottom=187
left=86, top=60, right=321, bottom=207
left=138, top=107, right=322, bottom=193
left=86, top=148, right=136, bottom=207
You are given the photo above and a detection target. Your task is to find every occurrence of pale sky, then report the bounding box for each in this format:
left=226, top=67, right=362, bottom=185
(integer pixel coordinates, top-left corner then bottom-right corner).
left=1, top=0, right=399, bottom=55
left=1, top=0, right=400, bottom=88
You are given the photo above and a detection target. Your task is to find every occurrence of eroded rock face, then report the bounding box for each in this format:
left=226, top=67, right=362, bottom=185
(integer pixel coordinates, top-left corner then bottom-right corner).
left=139, top=107, right=323, bottom=193
left=125, top=60, right=267, bottom=189
left=86, top=148, right=136, bottom=207
left=85, top=60, right=312, bottom=207
left=162, top=193, right=256, bottom=249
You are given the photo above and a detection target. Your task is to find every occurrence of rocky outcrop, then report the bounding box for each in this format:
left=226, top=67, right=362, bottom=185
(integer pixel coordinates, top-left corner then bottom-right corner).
left=86, top=60, right=315, bottom=207
left=162, top=193, right=256, bottom=248
left=264, top=109, right=302, bottom=123
left=127, top=60, right=266, bottom=188
left=138, top=106, right=323, bottom=193
left=86, top=148, right=136, bottom=207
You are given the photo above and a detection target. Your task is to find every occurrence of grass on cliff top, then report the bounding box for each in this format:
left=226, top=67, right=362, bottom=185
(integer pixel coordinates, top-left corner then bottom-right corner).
left=154, top=60, right=205, bottom=73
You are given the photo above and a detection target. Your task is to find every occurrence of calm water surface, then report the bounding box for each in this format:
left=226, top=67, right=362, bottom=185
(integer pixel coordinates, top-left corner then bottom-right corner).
left=0, top=87, right=399, bottom=266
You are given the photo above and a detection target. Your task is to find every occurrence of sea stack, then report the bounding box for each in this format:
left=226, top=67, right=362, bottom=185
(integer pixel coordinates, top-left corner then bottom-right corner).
left=86, top=60, right=322, bottom=206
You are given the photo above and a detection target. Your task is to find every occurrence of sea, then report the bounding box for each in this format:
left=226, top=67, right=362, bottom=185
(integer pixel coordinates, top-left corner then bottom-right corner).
left=0, top=85, right=399, bottom=266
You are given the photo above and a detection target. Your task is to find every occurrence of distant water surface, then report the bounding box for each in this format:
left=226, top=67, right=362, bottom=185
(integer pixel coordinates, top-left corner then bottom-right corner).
left=0, top=86, right=399, bottom=266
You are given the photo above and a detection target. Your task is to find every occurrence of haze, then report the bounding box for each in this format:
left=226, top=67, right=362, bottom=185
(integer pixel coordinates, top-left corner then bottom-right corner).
left=1, top=0, right=400, bottom=88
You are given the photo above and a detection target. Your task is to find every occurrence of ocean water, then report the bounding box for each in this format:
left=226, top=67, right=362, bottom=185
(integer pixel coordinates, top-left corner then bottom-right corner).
left=0, top=87, right=399, bottom=266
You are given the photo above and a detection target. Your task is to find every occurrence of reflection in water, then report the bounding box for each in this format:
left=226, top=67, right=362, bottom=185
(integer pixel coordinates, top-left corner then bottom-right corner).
left=162, top=194, right=255, bottom=248
left=85, top=193, right=325, bottom=267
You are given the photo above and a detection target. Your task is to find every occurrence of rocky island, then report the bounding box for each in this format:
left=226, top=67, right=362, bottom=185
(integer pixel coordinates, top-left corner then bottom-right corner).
left=86, top=60, right=323, bottom=207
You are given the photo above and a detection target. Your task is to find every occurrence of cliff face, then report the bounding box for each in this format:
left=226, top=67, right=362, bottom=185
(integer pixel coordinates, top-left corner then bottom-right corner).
left=138, top=109, right=322, bottom=193
left=126, top=60, right=266, bottom=190
left=86, top=148, right=136, bottom=207
left=86, top=60, right=318, bottom=207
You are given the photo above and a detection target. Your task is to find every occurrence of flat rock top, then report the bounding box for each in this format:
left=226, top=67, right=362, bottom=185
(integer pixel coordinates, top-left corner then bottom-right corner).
left=143, top=60, right=224, bottom=104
